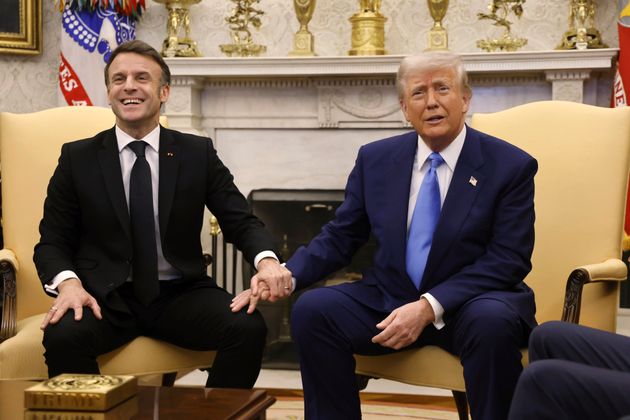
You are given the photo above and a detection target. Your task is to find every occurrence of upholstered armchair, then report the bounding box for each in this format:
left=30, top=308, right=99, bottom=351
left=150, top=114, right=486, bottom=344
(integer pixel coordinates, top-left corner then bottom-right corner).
left=0, top=106, right=215, bottom=383
left=354, top=101, right=630, bottom=420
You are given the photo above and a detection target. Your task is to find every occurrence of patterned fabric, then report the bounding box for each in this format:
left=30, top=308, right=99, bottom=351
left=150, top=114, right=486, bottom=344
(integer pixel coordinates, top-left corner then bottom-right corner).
left=58, top=2, right=138, bottom=106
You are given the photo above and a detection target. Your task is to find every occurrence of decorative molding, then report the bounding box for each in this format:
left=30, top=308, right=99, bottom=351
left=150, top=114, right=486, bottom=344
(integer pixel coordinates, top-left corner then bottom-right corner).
left=162, top=49, right=617, bottom=131
left=165, top=49, right=617, bottom=79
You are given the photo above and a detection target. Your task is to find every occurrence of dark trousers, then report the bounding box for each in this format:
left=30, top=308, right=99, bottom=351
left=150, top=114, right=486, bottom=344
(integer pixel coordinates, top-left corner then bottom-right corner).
left=43, top=278, right=267, bottom=388
left=508, top=321, right=630, bottom=420
left=291, top=287, right=530, bottom=420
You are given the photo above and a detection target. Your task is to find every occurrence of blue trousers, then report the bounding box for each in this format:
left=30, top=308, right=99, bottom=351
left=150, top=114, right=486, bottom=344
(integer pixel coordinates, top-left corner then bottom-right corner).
left=508, top=321, right=630, bottom=420
left=291, top=287, right=530, bottom=420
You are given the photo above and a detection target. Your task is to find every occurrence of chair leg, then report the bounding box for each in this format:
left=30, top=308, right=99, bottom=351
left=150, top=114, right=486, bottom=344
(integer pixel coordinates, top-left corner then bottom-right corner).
left=162, top=372, right=178, bottom=386
left=452, top=390, right=469, bottom=420
left=355, top=374, right=372, bottom=390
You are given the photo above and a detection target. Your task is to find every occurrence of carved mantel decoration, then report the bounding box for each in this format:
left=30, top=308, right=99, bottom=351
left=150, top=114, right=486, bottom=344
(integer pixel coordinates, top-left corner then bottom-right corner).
left=162, top=49, right=617, bottom=134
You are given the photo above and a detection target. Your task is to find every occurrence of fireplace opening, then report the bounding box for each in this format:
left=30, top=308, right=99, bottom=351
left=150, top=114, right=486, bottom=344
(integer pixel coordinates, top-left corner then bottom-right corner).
left=244, top=189, right=376, bottom=369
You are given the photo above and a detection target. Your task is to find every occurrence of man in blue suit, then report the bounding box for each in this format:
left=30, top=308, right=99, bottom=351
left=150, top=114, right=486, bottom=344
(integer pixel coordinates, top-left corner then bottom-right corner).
left=234, top=51, right=537, bottom=419
left=508, top=321, right=630, bottom=419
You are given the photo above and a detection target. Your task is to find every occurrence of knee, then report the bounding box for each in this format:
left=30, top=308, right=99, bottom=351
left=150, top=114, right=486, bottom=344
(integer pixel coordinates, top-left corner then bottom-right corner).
left=43, top=312, right=98, bottom=352
left=519, top=359, right=566, bottom=392
left=455, top=301, right=524, bottom=353
left=528, top=320, right=570, bottom=361
left=229, top=310, right=267, bottom=346
left=291, top=289, right=335, bottom=342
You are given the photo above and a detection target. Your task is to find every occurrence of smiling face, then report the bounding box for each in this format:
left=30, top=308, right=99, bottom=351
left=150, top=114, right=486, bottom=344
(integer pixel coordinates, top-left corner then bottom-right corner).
left=399, top=67, right=470, bottom=152
left=106, top=52, right=170, bottom=139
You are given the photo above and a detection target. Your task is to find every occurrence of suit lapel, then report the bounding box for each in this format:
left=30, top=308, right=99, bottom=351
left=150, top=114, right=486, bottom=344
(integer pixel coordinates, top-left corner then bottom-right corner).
left=98, top=128, right=131, bottom=240
left=387, top=132, right=418, bottom=272
left=158, top=126, right=180, bottom=240
left=422, top=127, right=485, bottom=286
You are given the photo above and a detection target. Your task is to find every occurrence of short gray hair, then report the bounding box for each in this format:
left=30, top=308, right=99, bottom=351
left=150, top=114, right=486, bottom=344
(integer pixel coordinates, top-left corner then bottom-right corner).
left=396, top=52, right=471, bottom=100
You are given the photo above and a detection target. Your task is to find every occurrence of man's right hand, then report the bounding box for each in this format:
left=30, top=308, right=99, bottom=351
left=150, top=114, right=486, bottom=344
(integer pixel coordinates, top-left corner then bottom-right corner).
left=40, top=278, right=102, bottom=330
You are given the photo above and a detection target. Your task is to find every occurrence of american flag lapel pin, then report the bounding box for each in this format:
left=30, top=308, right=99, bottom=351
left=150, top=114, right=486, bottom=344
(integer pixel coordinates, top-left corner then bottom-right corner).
left=469, top=176, right=478, bottom=187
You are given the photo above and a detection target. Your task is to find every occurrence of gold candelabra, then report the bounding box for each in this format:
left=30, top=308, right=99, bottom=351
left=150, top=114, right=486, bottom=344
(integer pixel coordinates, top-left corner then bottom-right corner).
left=154, top=0, right=202, bottom=57
left=556, top=0, right=607, bottom=50
left=348, top=0, right=387, bottom=56
left=289, top=0, right=317, bottom=56
left=476, top=0, right=527, bottom=52
left=219, top=0, right=267, bottom=57
left=427, top=0, right=449, bottom=50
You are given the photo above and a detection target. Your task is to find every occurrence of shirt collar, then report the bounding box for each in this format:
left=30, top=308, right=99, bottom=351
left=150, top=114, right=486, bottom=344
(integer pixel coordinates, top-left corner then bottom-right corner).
left=416, top=124, right=467, bottom=172
left=115, top=124, right=161, bottom=153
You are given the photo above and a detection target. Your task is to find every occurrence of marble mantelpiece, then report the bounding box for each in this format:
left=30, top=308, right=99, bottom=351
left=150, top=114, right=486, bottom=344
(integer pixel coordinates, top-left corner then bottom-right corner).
left=164, top=49, right=618, bottom=135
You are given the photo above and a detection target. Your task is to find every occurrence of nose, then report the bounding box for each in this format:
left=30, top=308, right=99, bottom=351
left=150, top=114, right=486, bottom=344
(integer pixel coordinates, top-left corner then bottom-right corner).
left=426, top=88, right=439, bottom=109
left=123, top=76, right=136, bottom=90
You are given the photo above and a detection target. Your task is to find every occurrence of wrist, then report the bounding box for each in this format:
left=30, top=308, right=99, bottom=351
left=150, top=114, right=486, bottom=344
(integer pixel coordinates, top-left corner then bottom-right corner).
left=57, top=277, right=81, bottom=292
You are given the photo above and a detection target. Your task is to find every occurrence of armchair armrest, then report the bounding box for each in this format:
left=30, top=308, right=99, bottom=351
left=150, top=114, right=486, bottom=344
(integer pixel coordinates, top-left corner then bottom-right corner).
left=0, top=248, right=18, bottom=343
left=561, top=258, right=627, bottom=324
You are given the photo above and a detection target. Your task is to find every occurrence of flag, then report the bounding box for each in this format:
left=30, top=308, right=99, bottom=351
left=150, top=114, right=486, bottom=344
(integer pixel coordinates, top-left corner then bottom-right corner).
left=57, top=0, right=145, bottom=107
left=614, top=1, right=630, bottom=250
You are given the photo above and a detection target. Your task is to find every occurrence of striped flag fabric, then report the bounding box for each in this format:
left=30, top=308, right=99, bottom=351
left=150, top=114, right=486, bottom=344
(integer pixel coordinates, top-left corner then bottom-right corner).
left=614, top=1, right=630, bottom=249
left=57, top=0, right=145, bottom=107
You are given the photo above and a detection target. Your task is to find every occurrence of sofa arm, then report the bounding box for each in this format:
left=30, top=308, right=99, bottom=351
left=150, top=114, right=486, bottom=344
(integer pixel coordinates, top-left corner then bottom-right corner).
left=561, top=258, right=627, bottom=324
left=0, top=248, right=18, bottom=343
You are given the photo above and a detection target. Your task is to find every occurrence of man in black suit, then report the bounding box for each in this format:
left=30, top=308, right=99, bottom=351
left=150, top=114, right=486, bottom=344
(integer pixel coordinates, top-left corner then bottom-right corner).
left=34, top=40, right=292, bottom=388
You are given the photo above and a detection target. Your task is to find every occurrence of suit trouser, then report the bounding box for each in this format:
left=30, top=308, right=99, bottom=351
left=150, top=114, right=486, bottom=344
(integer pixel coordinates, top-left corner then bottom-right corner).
left=291, top=286, right=530, bottom=420
left=508, top=321, right=630, bottom=420
left=43, top=278, right=267, bottom=388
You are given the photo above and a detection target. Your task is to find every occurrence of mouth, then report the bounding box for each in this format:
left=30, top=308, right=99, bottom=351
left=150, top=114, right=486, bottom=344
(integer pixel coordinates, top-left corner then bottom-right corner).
left=425, top=115, right=445, bottom=124
left=121, top=98, right=143, bottom=106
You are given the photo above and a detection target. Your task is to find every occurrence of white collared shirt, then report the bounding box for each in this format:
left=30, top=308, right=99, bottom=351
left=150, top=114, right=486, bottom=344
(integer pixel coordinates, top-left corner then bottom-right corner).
left=409, top=125, right=467, bottom=330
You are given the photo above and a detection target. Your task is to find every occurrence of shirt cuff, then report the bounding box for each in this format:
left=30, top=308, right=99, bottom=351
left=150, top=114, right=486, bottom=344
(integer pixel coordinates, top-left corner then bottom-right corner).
left=44, top=270, right=79, bottom=296
left=421, top=292, right=445, bottom=330
left=254, top=251, right=279, bottom=270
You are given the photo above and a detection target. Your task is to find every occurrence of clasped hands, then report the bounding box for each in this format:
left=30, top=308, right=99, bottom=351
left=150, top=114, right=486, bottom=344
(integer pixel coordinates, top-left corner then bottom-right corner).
left=231, top=257, right=293, bottom=314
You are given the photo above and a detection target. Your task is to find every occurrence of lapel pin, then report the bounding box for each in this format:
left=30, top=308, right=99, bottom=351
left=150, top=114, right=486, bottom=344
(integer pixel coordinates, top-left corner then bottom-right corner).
left=166, top=152, right=174, bottom=157
left=469, top=176, right=478, bottom=187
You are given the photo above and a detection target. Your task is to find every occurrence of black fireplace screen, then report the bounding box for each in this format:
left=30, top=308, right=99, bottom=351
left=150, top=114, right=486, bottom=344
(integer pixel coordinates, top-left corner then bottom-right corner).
left=244, top=189, right=376, bottom=369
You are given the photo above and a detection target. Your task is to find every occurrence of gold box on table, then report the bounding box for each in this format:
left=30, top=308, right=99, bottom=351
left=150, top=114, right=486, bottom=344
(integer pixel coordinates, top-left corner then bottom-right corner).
left=24, top=374, right=138, bottom=413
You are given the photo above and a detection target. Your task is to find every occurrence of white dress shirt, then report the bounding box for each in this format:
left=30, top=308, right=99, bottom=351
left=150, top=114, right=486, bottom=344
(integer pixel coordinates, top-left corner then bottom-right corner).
left=409, top=125, right=467, bottom=329
left=46, top=124, right=277, bottom=293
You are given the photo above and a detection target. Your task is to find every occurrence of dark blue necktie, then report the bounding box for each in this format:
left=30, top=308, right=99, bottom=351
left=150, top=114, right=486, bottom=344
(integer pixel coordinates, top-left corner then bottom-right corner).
left=406, top=152, right=444, bottom=289
left=128, top=141, right=159, bottom=305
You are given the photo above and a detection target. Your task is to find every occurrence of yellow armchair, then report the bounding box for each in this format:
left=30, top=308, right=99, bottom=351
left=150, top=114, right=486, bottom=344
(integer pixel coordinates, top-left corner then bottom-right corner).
left=0, top=106, right=215, bottom=382
left=354, top=101, right=630, bottom=419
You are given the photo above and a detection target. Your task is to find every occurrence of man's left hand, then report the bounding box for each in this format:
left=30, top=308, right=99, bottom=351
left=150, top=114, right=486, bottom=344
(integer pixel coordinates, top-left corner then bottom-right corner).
left=251, top=257, right=292, bottom=302
left=371, top=298, right=435, bottom=350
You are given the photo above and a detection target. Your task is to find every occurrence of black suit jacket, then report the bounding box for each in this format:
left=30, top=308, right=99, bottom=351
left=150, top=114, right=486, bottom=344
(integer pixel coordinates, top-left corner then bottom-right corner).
left=34, top=126, right=276, bottom=318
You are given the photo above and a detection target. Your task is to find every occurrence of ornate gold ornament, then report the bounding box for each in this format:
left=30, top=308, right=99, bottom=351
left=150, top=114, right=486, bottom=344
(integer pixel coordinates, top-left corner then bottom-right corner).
left=220, top=0, right=267, bottom=57
left=427, top=0, right=449, bottom=50
left=476, top=0, right=527, bottom=52
left=154, top=0, right=202, bottom=57
left=289, top=0, right=317, bottom=56
left=348, top=0, right=387, bottom=56
left=556, top=0, right=607, bottom=50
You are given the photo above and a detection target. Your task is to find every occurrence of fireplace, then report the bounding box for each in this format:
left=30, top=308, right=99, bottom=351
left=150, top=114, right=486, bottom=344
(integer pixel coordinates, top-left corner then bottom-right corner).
left=243, top=189, right=376, bottom=369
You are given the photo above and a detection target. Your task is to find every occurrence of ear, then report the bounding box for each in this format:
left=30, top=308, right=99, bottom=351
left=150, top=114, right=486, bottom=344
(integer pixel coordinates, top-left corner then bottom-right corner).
left=461, top=93, right=470, bottom=114
left=160, top=84, right=171, bottom=103
left=400, top=99, right=410, bottom=121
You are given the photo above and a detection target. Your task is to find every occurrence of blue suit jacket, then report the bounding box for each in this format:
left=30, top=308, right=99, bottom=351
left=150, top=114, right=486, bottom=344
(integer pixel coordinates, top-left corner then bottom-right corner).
left=286, top=126, right=537, bottom=328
